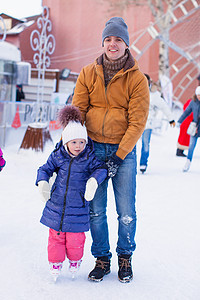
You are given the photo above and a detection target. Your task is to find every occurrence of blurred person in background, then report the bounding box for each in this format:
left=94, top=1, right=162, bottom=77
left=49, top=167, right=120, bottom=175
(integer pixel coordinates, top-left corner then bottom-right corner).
left=0, top=147, right=6, bottom=172
left=16, top=85, right=25, bottom=102
left=139, top=75, right=175, bottom=174
left=176, top=98, right=193, bottom=157
left=177, top=86, right=200, bottom=172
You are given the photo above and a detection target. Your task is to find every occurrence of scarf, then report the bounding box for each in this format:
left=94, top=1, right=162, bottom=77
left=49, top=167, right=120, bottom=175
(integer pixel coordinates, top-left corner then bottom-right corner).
left=103, top=51, right=128, bottom=87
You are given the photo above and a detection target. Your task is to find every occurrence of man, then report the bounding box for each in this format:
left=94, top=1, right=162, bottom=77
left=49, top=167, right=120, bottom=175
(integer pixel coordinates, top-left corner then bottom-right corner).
left=73, top=17, right=149, bottom=283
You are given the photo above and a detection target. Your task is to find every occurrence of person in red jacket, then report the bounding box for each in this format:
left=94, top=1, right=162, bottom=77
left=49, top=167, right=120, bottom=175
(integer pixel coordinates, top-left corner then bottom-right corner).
left=176, top=99, right=193, bottom=156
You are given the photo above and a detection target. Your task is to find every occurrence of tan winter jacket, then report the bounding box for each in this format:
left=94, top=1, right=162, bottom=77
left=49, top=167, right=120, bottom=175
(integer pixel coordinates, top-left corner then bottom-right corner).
left=72, top=51, right=149, bottom=160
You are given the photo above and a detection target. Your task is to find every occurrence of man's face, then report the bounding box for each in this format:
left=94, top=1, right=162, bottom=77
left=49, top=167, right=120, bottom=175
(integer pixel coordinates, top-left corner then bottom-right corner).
left=103, top=36, right=128, bottom=61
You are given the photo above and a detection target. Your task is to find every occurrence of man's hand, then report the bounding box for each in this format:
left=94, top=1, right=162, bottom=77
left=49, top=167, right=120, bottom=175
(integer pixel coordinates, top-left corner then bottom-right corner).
left=106, top=153, right=123, bottom=178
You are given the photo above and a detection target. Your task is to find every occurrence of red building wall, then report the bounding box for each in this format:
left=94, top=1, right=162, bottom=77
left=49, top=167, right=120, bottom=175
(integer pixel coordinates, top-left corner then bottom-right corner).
left=40, top=0, right=152, bottom=74
left=19, top=0, right=198, bottom=103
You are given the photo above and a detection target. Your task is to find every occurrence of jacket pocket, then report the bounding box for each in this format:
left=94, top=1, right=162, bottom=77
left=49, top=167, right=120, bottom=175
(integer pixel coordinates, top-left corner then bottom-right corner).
left=80, top=191, right=86, bottom=207
left=67, top=189, right=86, bottom=208
left=50, top=185, right=56, bottom=197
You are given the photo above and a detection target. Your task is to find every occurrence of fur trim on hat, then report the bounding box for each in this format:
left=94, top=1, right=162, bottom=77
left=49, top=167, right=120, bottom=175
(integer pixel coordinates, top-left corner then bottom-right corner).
left=58, top=105, right=82, bottom=128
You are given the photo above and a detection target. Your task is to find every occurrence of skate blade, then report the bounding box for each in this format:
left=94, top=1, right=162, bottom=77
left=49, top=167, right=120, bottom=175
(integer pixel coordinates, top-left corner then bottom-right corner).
left=71, top=272, right=77, bottom=279
left=53, top=275, right=59, bottom=282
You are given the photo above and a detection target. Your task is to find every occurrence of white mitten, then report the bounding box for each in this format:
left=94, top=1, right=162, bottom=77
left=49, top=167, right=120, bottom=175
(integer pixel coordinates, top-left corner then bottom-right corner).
left=84, top=177, right=98, bottom=201
left=38, top=180, right=51, bottom=202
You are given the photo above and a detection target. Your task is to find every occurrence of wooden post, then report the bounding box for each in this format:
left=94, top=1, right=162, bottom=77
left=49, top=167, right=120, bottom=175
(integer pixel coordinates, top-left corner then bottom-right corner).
left=20, top=123, right=53, bottom=151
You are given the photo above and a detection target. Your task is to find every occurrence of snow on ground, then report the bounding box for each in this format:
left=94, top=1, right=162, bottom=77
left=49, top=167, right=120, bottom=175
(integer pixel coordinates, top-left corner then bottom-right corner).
left=0, top=126, right=200, bottom=300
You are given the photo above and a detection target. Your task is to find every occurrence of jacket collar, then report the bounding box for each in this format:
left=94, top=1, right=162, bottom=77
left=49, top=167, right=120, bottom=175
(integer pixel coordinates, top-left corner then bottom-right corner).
left=96, top=49, right=135, bottom=71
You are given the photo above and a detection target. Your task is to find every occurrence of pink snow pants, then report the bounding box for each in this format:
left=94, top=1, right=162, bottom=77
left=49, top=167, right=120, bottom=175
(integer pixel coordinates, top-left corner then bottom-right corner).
left=48, top=228, right=86, bottom=263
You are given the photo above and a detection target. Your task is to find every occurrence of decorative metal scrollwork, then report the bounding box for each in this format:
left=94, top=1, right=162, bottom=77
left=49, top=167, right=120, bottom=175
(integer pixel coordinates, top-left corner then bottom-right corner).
left=30, top=6, right=55, bottom=104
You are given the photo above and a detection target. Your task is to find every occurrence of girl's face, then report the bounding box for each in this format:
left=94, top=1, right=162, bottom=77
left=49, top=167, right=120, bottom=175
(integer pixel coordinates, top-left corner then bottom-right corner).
left=103, top=36, right=128, bottom=61
left=150, top=83, right=158, bottom=93
left=66, top=139, right=86, bottom=156
left=196, top=94, right=200, bottom=101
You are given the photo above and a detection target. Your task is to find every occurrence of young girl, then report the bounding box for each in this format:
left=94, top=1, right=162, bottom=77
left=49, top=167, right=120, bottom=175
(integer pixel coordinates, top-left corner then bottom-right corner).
left=36, top=106, right=107, bottom=281
left=0, top=147, right=6, bottom=172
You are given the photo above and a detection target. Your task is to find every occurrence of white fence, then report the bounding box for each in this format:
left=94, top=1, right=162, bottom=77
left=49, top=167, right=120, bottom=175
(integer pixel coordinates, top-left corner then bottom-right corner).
left=0, top=101, right=65, bottom=147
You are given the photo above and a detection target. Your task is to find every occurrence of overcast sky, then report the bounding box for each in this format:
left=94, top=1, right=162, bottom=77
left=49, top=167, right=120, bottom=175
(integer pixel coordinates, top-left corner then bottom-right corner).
left=1, top=0, right=42, bottom=19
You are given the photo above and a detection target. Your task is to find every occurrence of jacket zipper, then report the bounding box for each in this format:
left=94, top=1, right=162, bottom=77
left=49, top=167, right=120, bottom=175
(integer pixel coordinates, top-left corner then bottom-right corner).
left=96, top=72, right=109, bottom=138
left=102, top=86, right=109, bottom=137
left=58, top=158, right=74, bottom=233
left=97, top=69, right=124, bottom=137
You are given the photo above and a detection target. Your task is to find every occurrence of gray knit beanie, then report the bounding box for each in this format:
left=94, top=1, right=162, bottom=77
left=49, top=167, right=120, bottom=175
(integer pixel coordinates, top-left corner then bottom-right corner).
left=102, top=17, right=129, bottom=47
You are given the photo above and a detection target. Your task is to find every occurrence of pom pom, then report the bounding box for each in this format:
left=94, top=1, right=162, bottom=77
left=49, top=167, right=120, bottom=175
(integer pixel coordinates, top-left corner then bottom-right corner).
left=58, top=105, right=82, bottom=128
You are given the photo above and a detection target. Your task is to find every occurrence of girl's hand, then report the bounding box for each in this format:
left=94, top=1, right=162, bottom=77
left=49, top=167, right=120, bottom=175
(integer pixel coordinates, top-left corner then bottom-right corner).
left=38, top=180, right=50, bottom=202
left=84, top=177, right=98, bottom=201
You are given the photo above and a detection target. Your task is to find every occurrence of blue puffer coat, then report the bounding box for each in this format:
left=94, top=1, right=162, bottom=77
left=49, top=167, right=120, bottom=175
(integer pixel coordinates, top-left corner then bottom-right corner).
left=178, top=98, right=200, bottom=137
left=36, top=138, right=107, bottom=232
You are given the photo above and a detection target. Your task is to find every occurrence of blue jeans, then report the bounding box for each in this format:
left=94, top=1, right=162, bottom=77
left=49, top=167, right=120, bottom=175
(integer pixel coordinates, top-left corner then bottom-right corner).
left=140, top=129, right=152, bottom=166
left=90, top=141, right=137, bottom=259
left=187, top=135, right=198, bottom=161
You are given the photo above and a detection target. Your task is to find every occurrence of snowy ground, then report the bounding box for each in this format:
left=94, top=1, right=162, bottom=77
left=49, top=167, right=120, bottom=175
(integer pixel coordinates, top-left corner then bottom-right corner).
left=0, top=126, right=200, bottom=300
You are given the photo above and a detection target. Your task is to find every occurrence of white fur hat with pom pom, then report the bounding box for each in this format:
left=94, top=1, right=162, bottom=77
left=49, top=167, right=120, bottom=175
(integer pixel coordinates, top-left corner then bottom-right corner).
left=58, top=105, right=88, bottom=145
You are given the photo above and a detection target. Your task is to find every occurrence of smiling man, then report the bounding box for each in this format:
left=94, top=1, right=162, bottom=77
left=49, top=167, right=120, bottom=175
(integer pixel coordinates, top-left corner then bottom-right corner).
left=73, top=17, right=149, bottom=283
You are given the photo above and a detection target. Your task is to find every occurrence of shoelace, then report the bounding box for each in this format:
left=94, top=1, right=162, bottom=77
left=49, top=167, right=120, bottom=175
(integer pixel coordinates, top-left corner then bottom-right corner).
left=119, top=258, right=131, bottom=271
left=95, top=259, right=109, bottom=270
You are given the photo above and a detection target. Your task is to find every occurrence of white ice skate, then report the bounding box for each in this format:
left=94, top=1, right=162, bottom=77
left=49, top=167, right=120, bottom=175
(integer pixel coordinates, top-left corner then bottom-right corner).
left=49, top=262, right=63, bottom=282
left=183, top=159, right=191, bottom=172
left=69, top=259, right=82, bottom=279
left=140, top=165, right=147, bottom=174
